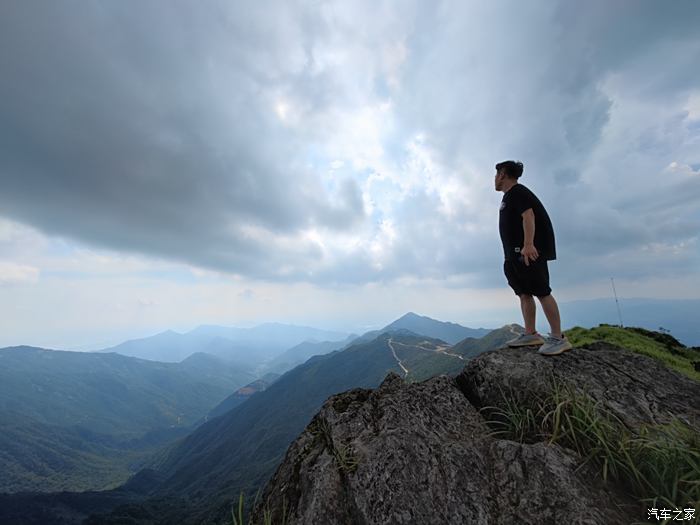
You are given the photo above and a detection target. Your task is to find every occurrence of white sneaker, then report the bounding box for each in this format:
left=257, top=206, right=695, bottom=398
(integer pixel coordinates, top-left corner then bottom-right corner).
left=506, top=332, right=545, bottom=347
left=538, top=334, right=572, bottom=356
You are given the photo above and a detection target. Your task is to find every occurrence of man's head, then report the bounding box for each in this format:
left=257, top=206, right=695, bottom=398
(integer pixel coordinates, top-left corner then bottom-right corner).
left=494, top=160, right=523, bottom=192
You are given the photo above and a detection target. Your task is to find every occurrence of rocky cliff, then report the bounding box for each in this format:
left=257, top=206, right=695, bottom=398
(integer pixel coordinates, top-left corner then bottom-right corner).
left=250, top=342, right=700, bottom=524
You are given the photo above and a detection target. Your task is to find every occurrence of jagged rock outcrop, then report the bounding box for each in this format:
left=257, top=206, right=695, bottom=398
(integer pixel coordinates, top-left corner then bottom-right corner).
left=251, top=342, right=699, bottom=524
left=458, top=341, right=700, bottom=435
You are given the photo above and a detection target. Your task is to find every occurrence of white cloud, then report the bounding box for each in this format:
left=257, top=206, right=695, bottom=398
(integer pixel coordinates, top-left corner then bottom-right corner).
left=685, top=91, right=700, bottom=121
left=0, top=262, right=40, bottom=285
left=666, top=161, right=700, bottom=177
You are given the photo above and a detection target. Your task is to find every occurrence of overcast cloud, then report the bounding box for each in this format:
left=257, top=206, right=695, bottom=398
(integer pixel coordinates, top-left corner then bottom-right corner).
left=1, top=1, right=699, bottom=347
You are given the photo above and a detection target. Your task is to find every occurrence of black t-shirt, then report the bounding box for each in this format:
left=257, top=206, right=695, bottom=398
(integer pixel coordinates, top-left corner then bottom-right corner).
left=499, top=183, right=556, bottom=261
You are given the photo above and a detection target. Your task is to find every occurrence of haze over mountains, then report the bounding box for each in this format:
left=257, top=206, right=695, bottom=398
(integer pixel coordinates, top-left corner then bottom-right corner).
left=99, top=323, right=351, bottom=368
left=261, top=338, right=355, bottom=376
left=0, top=348, right=255, bottom=493
left=71, top=297, right=700, bottom=365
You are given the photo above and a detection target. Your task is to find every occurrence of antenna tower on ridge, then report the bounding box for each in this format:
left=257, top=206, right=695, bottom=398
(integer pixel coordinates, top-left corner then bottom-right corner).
left=610, top=277, right=624, bottom=328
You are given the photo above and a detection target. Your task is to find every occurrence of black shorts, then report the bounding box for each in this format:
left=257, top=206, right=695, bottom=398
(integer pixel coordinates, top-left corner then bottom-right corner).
left=503, top=258, right=551, bottom=297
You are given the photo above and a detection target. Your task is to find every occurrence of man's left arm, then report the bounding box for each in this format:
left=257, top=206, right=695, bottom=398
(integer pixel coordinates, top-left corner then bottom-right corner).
left=521, top=208, right=539, bottom=265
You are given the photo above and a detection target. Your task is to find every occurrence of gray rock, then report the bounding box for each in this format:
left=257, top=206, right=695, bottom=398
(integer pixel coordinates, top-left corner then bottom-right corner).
left=457, top=342, right=700, bottom=433
left=251, top=343, right=699, bottom=524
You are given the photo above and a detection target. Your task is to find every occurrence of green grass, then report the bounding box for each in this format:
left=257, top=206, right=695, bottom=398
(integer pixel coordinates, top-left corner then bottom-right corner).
left=308, top=416, right=359, bottom=473
left=481, top=376, right=700, bottom=523
left=230, top=489, right=288, bottom=525
left=565, top=325, right=700, bottom=382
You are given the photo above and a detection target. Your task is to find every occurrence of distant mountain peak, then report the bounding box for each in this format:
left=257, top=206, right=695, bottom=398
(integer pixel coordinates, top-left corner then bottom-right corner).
left=387, top=311, right=467, bottom=328
left=396, top=311, right=425, bottom=321
left=378, top=313, right=491, bottom=345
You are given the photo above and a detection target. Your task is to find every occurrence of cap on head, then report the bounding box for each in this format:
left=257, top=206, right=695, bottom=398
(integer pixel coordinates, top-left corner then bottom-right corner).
left=495, top=160, right=524, bottom=179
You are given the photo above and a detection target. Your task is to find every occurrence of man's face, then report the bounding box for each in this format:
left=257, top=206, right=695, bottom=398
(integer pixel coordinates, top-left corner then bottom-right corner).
left=495, top=169, right=505, bottom=191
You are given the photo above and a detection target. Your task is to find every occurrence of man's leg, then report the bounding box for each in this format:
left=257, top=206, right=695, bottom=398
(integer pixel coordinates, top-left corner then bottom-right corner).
left=538, top=294, right=562, bottom=338
left=519, top=294, right=537, bottom=334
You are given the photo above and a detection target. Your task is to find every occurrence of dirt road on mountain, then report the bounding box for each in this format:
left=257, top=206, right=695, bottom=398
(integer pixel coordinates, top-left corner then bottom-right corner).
left=387, top=337, right=409, bottom=377
left=389, top=337, right=467, bottom=366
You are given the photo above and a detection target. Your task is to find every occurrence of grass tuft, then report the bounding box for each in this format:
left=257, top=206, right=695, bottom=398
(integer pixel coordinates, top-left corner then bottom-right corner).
left=230, top=489, right=288, bottom=525
left=481, top=375, right=700, bottom=519
left=309, top=416, right=359, bottom=473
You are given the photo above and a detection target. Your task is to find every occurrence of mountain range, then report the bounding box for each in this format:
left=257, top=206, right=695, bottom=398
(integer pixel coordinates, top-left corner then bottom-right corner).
left=2, top=308, right=698, bottom=524
left=0, top=312, right=481, bottom=497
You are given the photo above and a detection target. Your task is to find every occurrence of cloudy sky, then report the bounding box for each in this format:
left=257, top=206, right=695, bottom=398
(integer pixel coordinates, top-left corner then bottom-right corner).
left=1, top=1, right=699, bottom=350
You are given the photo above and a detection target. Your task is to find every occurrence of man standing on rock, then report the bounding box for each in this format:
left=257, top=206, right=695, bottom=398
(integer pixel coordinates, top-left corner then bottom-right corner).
left=495, top=160, right=572, bottom=355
